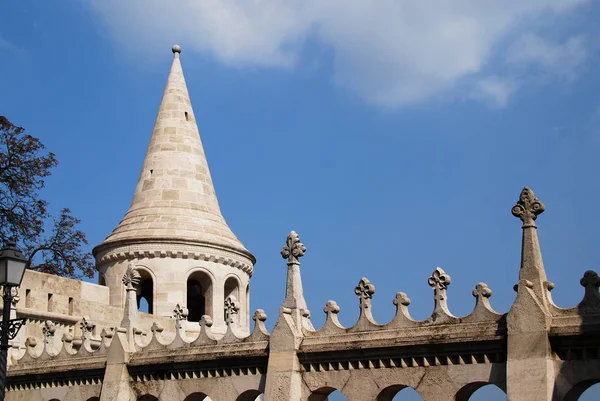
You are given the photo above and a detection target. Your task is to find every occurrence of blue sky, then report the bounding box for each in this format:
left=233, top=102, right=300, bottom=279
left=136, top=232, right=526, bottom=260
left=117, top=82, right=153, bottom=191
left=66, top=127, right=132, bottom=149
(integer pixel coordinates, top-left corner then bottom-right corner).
left=1, top=1, right=600, bottom=399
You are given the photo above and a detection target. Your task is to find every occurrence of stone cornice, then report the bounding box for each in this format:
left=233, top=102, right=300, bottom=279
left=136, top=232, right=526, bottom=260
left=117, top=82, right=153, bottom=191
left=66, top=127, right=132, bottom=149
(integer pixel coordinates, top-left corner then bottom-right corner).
left=94, top=238, right=255, bottom=276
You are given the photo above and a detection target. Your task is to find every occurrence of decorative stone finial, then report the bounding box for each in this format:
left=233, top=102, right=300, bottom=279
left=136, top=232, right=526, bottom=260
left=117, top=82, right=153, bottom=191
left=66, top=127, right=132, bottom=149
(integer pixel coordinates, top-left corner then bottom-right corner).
left=472, top=283, right=492, bottom=299
left=122, top=265, right=141, bottom=290
left=10, top=287, right=19, bottom=308
left=173, top=304, right=189, bottom=322
left=200, top=315, right=214, bottom=328
left=428, top=267, right=452, bottom=317
left=150, top=322, right=164, bottom=333
left=355, top=277, right=375, bottom=309
left=42, top=320, right=56, bottom=339
left=581, top=270, right=600, bottom=299
left=429, top=267, right=451, bottom=291
left=393, top=292, right=411, bottom=307
left=172, top=44, right=182, bottom=54
left=80, top=316, right=95, bottom=340
left=224, top=296, right=241, bottom=324
left=512, top=187, right=545, bottom=228
left=281, top=230, right=306, bottom=264
left=323, top=300, right=340, bottom=315
left=253, top=309, right=267, bottom=322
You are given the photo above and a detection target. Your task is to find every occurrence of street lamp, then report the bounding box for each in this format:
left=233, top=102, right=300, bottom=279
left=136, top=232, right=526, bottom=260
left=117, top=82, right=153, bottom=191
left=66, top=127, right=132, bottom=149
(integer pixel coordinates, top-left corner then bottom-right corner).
left=0, top=241, right=27, bottom=401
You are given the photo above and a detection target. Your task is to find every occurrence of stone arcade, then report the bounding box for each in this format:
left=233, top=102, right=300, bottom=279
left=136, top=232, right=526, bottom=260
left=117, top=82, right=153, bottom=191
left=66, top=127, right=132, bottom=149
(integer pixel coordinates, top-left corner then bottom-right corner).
left=3, top=46, right=600, bottom=401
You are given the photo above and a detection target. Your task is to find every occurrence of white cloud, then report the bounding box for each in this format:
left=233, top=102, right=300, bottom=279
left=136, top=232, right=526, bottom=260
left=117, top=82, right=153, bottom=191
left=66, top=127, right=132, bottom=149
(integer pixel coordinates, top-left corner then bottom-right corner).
left=507, top=34, right=587, bottom=79
left=472, top=77, right=517, bottom=108
left=87, top=0, right=589, bottom=108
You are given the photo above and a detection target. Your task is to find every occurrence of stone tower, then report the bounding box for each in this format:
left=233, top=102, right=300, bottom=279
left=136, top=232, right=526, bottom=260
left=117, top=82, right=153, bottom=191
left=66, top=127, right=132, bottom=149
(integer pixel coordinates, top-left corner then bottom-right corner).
left=92, top=45, right=255, bottom=335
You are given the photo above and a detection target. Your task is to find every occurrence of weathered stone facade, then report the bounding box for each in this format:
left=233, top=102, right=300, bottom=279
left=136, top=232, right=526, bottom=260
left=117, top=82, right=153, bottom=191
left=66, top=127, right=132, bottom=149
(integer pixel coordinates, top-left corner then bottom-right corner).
left=3, top=47, right=600, bottom=401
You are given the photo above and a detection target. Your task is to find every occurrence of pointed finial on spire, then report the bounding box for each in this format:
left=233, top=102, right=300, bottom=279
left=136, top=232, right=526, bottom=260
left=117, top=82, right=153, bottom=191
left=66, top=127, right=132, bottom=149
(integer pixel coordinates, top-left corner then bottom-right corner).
left=281, top=231, right=306, bottom=265
left=172, top=44, right=182, bottom=54
left=512, top=186, right=545, bottom=228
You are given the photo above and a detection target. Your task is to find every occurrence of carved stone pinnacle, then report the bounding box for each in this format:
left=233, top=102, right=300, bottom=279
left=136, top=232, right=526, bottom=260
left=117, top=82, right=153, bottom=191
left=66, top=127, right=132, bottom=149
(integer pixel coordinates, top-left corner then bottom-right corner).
left=429, top=267, right=451, bottom=291
left=281, top=230, right=306, bottom=264
left=173, top=304, right=189, bottom=322
left=393, top=292, right=411, bottom=307
left=122, top=264, right=141, bottom=290
left=224, top=296, right=241, bottom=324
left=200, top=315, right=214, bottom=327
left=512, top=187, right=545, bottom=227
left=323, top=300, right=340, bottom=314
left=581, top=270, right=600, bottom=289
left=253, top=309, right=267, bottom=322
left=42, top=320, right=56, bottom=338
left=355, top=277, right=375, bottom=309
left=472, top=282, right=492, bottom=299
left=150, top=322, right=164, bottom=333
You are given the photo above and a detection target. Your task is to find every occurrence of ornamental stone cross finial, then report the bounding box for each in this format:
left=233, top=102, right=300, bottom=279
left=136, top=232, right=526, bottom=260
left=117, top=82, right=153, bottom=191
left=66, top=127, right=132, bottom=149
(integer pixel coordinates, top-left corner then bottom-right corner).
left=355, top=277, right=376, bottom=309
left=472, top=282, right=492, bottom=299
left=200, top=315, right=214, bottom=328
left=429, top=267, right=451, bottom=314
left=42, top=320, right=56, bottom=340
left=512, top=186, right=545, bottom=228
left=173, top=304, right=189, bottom=322
left=224, top=296, right=241, bottom=324
left=580, top=270, right=600, bottom=308
left=150, top=322, right=164, bottom=333
left=122, top=264, right=141, bottom=290
left=253, top=309, right=267, bottom=323
left=281, top=231, right=306, bottom=264
left=393, top=292, right=411, bottom=307
left=323, top=300, right=341, bottom=315
left=80, top=316, right=95, bottom=340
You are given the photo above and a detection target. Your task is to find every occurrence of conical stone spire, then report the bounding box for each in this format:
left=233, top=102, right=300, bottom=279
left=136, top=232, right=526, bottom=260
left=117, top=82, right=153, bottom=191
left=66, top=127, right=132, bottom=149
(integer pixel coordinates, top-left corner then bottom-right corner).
left=96, top=45, right=252, bottom=259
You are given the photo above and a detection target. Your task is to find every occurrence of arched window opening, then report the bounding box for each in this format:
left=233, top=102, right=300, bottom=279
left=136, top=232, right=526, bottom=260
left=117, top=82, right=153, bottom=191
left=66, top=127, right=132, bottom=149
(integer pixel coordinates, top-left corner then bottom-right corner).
left=187, top=271, right=213, bottom=322
left=378, top=385, right=423, bottom=401
left=135, top=269, right=154, bottom=315
left=86, top=398, right=101, bottom=401
left=467, top=384, right=505, bottom=400
left=224, top=276, right=241, bottom=324
left=138, top=396, right=159, bottom=401
left=455, top=382, right=505, bottom=401
left=183, top=392, right=210, bottom=401
left=565, top=381, right=600, bottom=401
left=236, top=390, right=263, bottom=401
left=308, top=387, right=348, bottom=401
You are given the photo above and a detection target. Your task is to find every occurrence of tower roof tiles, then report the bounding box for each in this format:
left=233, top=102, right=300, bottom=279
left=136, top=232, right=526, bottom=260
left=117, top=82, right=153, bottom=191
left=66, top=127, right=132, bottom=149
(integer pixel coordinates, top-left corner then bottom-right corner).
left=95, top=46, right=252, bottom=260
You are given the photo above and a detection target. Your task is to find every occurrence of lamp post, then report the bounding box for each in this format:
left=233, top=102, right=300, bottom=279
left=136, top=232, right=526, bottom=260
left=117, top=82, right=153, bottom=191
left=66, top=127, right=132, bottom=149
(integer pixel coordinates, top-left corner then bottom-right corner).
left=0, top=241, right=27, bottom=401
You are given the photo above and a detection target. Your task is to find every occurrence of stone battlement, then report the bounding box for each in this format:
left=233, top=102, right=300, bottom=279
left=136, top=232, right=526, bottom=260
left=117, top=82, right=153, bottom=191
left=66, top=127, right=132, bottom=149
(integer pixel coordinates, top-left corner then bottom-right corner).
left=5, top=187, right=600, bottom=401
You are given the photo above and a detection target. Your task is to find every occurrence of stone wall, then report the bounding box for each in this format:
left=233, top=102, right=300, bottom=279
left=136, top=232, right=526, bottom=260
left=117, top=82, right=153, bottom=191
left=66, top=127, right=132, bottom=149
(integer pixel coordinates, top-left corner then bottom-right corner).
left=4, top=188, right=600, bottom=401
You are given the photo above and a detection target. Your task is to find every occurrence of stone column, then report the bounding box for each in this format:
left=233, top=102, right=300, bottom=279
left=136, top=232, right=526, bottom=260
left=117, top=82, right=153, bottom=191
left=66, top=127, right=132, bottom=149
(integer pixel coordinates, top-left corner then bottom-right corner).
left=506, top=187, right=555, bottom=401
left=264, top=231, right=311, bottom=401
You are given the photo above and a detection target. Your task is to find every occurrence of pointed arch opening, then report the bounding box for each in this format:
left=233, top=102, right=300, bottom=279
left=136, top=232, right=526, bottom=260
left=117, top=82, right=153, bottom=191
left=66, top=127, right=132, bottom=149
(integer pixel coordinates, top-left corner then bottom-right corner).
left=135, top=268, right=154, bottom=315
left=187, top=270, right=213, bottom=322
left=225, top=275, right=241, bottom=324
